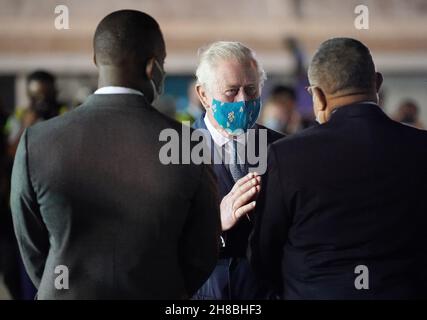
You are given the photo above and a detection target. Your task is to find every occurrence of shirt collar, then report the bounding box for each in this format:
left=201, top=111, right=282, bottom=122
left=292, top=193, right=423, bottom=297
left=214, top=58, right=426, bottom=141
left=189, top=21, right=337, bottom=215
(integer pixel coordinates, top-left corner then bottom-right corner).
left=204, top=113, right=247, bottom=147
left=94, top=86, right=144, bottom=96
left=358, top=101, right=378, bottom=106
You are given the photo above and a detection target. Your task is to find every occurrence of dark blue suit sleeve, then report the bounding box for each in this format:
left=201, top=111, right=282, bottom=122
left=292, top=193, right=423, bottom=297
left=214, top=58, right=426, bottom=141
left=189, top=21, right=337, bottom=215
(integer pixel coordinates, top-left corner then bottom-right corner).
left=248, top=144, right=290, bottom=295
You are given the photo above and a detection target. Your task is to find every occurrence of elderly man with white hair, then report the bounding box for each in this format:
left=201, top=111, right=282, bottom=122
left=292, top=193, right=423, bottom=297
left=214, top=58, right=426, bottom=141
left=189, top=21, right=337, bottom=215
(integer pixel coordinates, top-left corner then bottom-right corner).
left=192, top=41, right=284, bottom=299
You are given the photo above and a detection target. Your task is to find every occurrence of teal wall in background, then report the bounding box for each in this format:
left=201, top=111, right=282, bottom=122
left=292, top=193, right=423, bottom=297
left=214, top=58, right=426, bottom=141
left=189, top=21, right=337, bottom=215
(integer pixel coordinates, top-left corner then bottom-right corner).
left=164, top=75, right=195, bottom=112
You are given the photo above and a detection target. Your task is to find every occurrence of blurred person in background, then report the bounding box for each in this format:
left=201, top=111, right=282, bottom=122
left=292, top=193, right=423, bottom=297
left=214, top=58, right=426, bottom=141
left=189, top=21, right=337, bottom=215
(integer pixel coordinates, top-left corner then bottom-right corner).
left=284, top=37, right=316, bottom=129
left=260, top=85, right=302, bottom=135
left=0, top=97, right=8, bottom=269
left=0, top=98, right=6, bottom=166
left=393, top=99, right=425, bottom=129
left=0, top=98, right=20, bottom=300
left=5, top=70, right=68, bottom=157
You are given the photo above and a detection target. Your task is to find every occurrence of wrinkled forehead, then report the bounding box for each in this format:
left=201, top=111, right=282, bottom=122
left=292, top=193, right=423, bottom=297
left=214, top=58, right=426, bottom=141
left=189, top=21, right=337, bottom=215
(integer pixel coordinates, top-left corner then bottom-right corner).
left=211, top=58, right=259, bottom=90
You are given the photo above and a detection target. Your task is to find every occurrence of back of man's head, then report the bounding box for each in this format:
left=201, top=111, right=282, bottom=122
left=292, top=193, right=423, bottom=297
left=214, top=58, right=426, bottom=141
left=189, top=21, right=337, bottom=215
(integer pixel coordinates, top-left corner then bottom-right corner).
left=308, top=38, right=376, bottom=95
left=93, top=10, right=164, bottom=67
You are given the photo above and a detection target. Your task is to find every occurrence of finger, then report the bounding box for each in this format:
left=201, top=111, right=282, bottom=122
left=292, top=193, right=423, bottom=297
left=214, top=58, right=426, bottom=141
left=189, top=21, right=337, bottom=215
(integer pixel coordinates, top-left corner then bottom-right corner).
left=254, top=184, right=261, bottom=199
left=236, top=172, right=259, bottom=188
left=251, top=184, right=261, bottom=199
left=232, top=177, right=261, bottom=200
left=233, top=186, right=259, bottom=210
left=233, top=201, right=256, bottom=221
left=230, top=172, right=256, bottom=193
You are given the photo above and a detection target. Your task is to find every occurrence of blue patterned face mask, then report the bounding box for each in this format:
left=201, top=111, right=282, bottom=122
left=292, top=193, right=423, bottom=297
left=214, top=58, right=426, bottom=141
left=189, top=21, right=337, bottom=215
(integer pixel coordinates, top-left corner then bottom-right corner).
left=211, top=97, right=261, bottom=135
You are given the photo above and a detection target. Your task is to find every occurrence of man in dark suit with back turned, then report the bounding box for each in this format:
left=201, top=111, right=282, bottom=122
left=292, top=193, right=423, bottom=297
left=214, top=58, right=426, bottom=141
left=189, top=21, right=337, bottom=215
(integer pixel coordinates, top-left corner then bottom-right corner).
left=10, top=10, right=221, bottom=299
left=249, top=38, right=427, bottom=299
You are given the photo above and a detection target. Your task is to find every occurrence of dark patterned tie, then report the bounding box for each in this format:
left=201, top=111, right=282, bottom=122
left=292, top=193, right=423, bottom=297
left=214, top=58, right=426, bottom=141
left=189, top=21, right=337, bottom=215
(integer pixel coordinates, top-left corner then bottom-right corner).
left=229, top=139, right=247, bottom=182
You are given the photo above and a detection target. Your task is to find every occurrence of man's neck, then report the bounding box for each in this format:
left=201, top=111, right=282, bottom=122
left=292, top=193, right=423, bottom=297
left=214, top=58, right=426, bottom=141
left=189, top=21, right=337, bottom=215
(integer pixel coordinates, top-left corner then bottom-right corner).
left=328, top=92, right=378, bottom=113
left=97, top=66, right=153, bottom=101
left=98, top=76, right=139, bottom=92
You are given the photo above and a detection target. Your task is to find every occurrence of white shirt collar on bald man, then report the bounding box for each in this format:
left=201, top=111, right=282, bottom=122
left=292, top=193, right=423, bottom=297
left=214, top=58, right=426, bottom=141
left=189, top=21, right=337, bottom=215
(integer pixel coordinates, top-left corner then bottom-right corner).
left=94, top=86, right=144, bottom=96
left=203, top=113, right=247, bottom=147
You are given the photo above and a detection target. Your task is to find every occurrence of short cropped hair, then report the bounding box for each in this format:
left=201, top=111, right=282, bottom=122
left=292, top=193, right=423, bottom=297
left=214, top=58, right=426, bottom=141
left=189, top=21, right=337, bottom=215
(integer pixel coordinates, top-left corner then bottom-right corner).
left=94, top=10, right=164, bottom=66
left=308, top=38, right=376, bottom=94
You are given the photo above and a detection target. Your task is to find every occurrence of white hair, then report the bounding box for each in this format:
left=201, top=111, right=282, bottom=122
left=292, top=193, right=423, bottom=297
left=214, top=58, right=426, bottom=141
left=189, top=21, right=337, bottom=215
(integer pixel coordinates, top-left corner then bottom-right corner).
left=195, top=41, right=267, bottom=92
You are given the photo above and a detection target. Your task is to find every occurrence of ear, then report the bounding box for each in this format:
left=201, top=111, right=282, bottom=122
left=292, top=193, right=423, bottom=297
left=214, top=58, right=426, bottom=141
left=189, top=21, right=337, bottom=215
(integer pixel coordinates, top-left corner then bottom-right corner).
left=196, top=84, right=210, bottom=111
left=145, top=58, right=155, bottom=80
left=375, top=72, right=383, bottom=92
left=313, top=86, right=327, bottom=111
left=93, top=54, right=97, bottom=66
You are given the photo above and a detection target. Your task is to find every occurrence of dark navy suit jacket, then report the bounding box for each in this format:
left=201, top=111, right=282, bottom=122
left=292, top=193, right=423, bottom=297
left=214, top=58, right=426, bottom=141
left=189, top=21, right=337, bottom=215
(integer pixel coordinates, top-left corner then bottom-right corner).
left=250, top=103, right=427, bottom=299
left=193, top=115, right=284, bottom=258
left=192, top=115, right=283, bottom=299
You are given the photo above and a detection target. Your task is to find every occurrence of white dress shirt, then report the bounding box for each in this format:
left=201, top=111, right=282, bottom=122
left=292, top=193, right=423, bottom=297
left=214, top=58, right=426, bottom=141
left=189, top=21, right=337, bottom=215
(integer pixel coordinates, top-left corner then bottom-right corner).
left=94, top=86, right=144, bottom=96
left=204, top=114, right=247, bottom=165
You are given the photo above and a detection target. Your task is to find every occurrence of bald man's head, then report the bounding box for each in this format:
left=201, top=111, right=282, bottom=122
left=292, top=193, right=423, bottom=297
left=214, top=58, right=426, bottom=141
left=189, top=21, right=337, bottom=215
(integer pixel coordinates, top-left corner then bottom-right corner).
left=93, top=10, right=165, bottom=67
